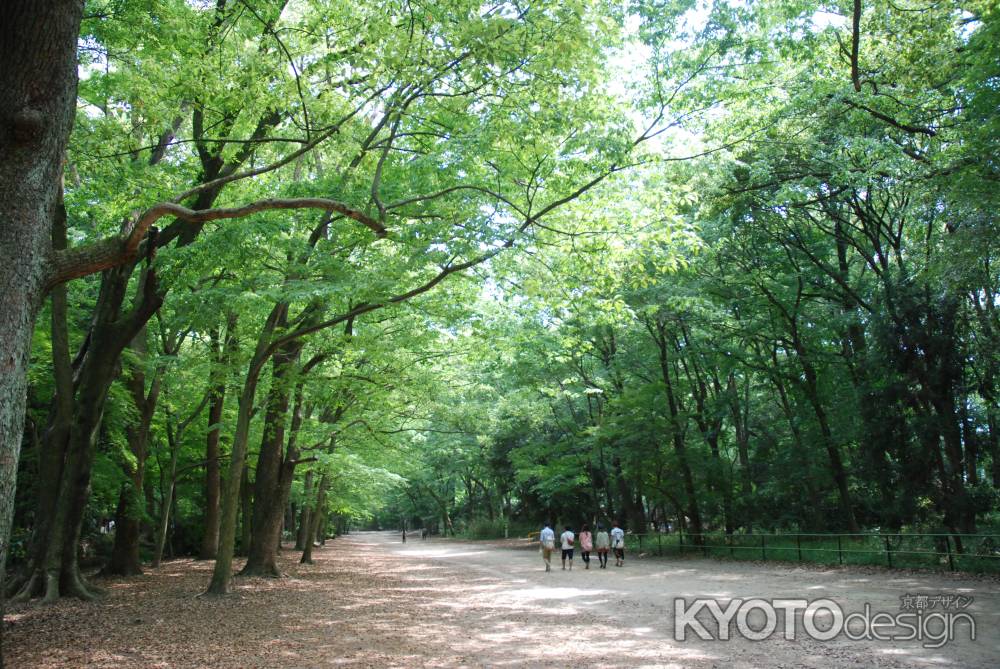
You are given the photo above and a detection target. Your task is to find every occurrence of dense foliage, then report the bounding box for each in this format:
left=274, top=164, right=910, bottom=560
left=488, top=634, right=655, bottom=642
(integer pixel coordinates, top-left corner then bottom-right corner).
left=4, top=0, right=998, bottom=624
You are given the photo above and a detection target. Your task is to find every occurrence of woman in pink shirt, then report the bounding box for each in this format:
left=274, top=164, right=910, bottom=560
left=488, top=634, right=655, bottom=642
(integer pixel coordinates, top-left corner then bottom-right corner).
left=579, top=525, right=594, bottom=569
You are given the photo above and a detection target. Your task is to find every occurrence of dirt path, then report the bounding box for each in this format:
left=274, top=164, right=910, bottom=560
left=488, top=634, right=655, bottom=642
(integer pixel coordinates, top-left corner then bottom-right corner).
left=5, top=531, right=1000, bottom=667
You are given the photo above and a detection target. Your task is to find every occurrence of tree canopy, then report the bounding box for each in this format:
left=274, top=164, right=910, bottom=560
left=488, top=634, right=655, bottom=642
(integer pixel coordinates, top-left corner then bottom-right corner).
left=0, top=2, right=997, bottom=661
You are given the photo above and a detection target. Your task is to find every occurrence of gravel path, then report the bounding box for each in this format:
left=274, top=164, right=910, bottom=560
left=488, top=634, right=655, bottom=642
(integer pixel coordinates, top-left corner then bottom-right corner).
left=5, top=531, right=999, bottom=667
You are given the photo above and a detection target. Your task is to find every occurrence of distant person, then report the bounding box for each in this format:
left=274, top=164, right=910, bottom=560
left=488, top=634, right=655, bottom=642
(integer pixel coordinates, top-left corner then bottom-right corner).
left=540, top=522, right=556, bottom=572
left=611, top=521, right=625, bottom=567
left=579, top=524, right=593, bottom=569
left=594, top=524, right=610, bottom=568
left=560, top=526, right=575, bottom=570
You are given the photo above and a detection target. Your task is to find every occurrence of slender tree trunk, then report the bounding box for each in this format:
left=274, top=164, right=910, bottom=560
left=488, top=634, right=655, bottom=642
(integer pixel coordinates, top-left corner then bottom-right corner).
left=315, top=505, right=329, bottom=545
left=934, top=392, right=977, bottom=535
left=300, top=473, right=328, bottom=564
left=296, top=471, right=314, bottom=551
left=768, top=357, right=824, bottom=531
left=989, top=413, right=1000, bottom=489
left=152, top=423, right=182, bottom=568
left=792, top=337, right=861, bottom=533
left=200, top=315, right=236, bottom=560
left=105, top=328, right=159, bottom=576
left=239, top=464, right=253, bottom=556
left=647, top=319, right=703, bottom=541
left=961, top=400, right=979, bottom=485
left=206, top=305, right=283, bottom=594
left=726, top=372, right=754, bottom=531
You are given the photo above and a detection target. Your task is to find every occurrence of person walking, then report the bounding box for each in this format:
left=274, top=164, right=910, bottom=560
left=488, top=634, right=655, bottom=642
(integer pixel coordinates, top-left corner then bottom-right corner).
left=611, top=520, right=626, bottom=567
left=560, top=526, right=575, bottom=570
left=540, top=523, right=556, bottom=572
left=579, top=524, right=593, bottom=569
left=594, top=524, right=610, bottom=568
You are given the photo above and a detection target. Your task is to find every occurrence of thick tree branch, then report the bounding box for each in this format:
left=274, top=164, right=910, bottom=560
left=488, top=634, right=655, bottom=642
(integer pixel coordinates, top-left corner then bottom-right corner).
left=47, top=197, right=386, bottom=289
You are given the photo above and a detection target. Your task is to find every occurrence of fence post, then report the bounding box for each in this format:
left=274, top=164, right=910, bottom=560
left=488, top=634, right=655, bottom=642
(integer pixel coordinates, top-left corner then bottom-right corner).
left=639, top=534, right=644, bottom=553
left=761, top=534, right=766, bottom=560
left=945, top=535, right=955, bottom=572
left=657, top=533, right=662, bottom=556
left=679, top=528, right=684, bottom=553
left=885, top=535, right=893, bottom=568
left=838, top=535, right=843, bottom=565
left=729, top=533, right=734, bottom=558
left=702, top=535, right=708, bottom=558
left=797, top=535, right=802, bottom=562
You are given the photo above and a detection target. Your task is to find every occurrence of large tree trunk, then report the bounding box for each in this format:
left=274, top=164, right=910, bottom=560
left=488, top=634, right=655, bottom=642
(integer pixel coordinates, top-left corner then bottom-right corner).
left=0, top=9, right=84, bottom=659
left=207, top=372, right=258, bottom=592
left=15, top=260, right=162, bottom=605
left=207, top=304, right=285, bottom=594
left=241, top=339, right=301, bottom=577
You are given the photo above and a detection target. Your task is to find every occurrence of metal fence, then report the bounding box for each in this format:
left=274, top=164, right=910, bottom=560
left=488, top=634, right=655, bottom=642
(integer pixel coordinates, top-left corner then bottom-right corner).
left=624, top=531, right=1000, bottom=573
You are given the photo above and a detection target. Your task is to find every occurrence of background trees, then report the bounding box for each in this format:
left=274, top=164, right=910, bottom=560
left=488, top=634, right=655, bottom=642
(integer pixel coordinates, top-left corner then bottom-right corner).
left=381, top=0, right=1000, bottom=539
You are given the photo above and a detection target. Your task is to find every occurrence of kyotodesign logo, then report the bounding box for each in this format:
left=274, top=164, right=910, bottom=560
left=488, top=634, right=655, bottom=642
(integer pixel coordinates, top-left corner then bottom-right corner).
left=673, top=595, right=976, bottom=649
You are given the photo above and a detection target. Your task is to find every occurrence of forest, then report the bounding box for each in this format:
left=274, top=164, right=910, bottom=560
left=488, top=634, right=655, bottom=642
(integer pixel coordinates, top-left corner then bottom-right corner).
left=0, top=1, right=998, bottom=662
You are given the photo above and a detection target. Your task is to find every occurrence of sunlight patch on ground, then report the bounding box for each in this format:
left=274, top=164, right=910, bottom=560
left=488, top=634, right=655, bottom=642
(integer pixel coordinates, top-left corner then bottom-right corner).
left=495, top=586, right=613, bottom=601
left=398, top=548, right=490, bottom=558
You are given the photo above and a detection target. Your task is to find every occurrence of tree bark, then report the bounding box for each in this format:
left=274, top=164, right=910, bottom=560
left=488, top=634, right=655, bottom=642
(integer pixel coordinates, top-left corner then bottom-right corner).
left=300, top=473, right=327, bottom=564
left=152, top=422, right=182, bottom=568
left=726, top=372, right=754, bottom=530
left=241, top=338, right=302, bottom=577
left=239, top=463, right=253, bottom=556
left=104, top=328, right=160, bottom=576
left=794, top=342, right=861, bottom=533
left=646, top=318, right=703, bottom=541
left=0, top=7, right=84, bottom=649
left=207, top=304, right=284, bottom=594
left=199, top=314, right=237, bottom=560
left=296, top=470, right=314, bottom=551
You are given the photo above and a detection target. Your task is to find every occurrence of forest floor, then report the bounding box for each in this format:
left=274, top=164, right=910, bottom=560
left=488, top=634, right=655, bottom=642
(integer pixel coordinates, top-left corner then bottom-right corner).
left=5, top=531, right=1000, bottom=668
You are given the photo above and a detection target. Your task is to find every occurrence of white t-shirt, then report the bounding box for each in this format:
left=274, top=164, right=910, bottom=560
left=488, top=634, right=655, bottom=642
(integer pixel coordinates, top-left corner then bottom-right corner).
left=561, top=530, right=575, bottom=550
left=610, top=527, right=625, bottom=548
left=540, top=527, right=555, bottom=547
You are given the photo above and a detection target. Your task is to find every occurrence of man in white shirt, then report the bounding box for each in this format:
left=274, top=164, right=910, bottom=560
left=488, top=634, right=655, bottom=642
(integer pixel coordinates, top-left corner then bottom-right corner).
left=610, top=521, right=625, bottom=567
left=560, top=526, right=575, bottom=570
left=539, top=523, right=556, bottom=572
